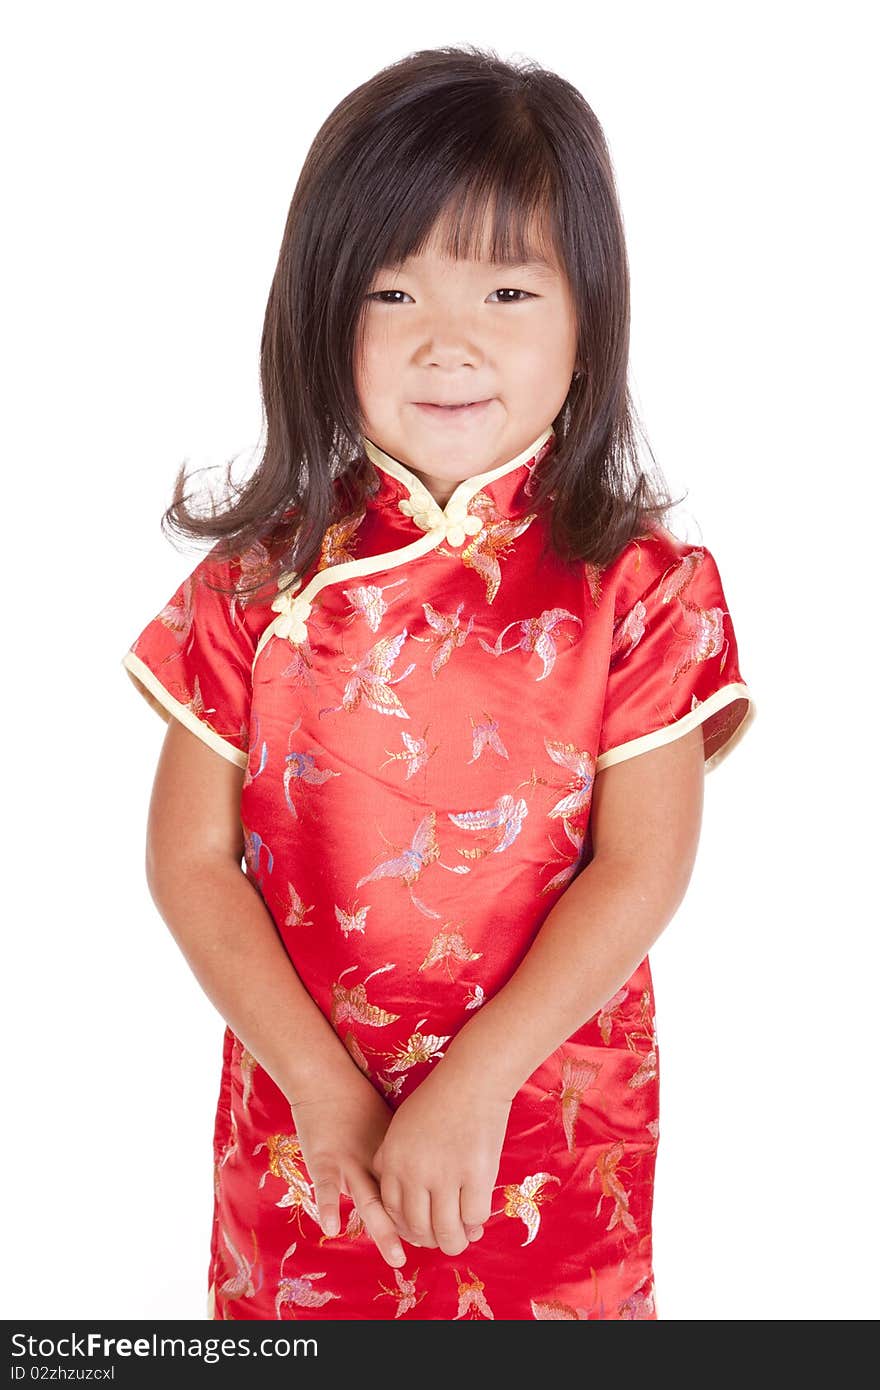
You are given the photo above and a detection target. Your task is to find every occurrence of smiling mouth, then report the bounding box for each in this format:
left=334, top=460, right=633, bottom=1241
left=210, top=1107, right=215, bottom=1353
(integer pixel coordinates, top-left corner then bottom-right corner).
left=414, top=399, right=492, bottom=412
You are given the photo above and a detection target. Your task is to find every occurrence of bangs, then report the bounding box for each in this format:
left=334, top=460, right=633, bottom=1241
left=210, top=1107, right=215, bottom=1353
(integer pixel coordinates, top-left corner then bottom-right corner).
left=380, top=173, right=559, bottom=272
left=327, top=69, right=563, bottom=279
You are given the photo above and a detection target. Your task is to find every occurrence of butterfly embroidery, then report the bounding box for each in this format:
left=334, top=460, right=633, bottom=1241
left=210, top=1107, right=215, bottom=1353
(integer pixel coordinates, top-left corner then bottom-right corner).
left=275, top=1243, right=342, bottom=1316
left=449, top=793, right=529, bottom=857
left=383, top=1020, right=451, bottom=1073
left=330, top=964, right=401, bottom=1028
left=467, top=711, right=509, bottom=762
left=455, top=493, right=537, bottom=603
left=379, top=729, right=438, bottom=779
left=319, top=630, right=416, bottom=719
left=545, top=1054, right=603, bottom=1153
left=495, top=1172, right=561, bottom=1246
left=418, top=931, right=482, bottom=978
left=591, top=1141, right=638, bottom=1236
left=356, top=811, right=468, bottom=919
left=284, top=883, right=315, bottom=928
left=411, top=601, right=475, bottom=677
left=217, top=1224, right=260, bottom=1300
left=342, top=576, right=408, bottom=632
left=374, top=1267, right=427, bottom=1318
left=317, top=510, right=366, bottom=569
left=479, top=608, right=582, bottom=680
left=543, top=739, right=596, bottom=819
left=454, top=1268, right=495, bottom=1320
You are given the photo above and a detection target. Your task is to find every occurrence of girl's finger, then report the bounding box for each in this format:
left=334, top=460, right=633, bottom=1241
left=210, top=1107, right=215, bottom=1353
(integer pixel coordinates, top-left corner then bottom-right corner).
left=430, top=1186, right=469, bottom=1257
left=378, top=1173, right=415, bottom=1244
left=403, top=1186, right=437, bottom=1249
left=460, top=1177, right=492, bottom=1239
left=311, top=1173, right=342, bottom=1238
left=348, top=1170, right=407, bottom=1269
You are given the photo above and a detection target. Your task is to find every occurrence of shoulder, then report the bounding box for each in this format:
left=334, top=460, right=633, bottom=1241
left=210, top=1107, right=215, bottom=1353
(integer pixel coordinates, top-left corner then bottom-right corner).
left=188, top=536, right=281, bottom=652
left=597, top=524, right=711, bottom=618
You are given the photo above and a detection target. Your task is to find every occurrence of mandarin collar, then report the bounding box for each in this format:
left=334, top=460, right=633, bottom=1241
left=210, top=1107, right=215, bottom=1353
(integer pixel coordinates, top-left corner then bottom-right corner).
left=360, top=426, right=556, bottom=540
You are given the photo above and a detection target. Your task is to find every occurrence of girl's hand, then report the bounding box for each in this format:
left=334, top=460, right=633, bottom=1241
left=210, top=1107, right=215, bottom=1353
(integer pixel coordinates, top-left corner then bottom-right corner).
left=370, top=1064, right=513, bottom=1256
left=290, top=1073, right=407, bottom=1269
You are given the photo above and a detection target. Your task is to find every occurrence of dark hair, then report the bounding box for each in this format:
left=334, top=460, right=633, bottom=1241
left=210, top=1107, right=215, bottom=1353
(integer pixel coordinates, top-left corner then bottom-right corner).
left=162, top=44, right=683, bottom=602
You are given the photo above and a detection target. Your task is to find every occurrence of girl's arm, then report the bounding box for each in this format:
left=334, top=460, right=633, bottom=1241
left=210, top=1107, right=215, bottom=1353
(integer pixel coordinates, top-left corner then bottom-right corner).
left=440, top=721, right=706, bottom=1093
left=371, top=724, right=706, bottom=1256
left=143, top=718, right=406, bottom=1268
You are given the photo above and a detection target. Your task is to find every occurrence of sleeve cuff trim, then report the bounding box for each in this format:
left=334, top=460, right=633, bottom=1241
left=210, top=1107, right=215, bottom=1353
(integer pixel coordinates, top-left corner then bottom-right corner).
left=121, top=651, right=249, bottom=770
left=595, top=681, right=755, bottom=775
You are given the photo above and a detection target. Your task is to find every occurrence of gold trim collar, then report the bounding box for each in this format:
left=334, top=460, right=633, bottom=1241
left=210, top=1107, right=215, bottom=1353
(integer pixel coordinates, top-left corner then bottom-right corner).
left=360, top=426, right=554, bottom=545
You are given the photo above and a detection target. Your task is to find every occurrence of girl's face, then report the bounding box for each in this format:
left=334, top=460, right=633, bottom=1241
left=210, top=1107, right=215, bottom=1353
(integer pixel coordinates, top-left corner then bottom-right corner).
left=354, top=213, right=579, bottom=506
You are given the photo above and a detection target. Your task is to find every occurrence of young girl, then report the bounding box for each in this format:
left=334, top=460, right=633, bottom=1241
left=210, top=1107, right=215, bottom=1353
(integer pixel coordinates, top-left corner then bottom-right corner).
left=122, top=45, right=755, bottom=1322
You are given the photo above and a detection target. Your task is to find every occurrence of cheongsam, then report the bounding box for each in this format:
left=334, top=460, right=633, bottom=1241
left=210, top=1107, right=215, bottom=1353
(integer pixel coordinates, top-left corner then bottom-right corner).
left=122, top=425, right=755, bottom=1320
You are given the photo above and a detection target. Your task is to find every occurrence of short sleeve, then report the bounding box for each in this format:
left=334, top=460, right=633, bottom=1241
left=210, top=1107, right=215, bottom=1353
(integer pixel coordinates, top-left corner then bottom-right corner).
left=120, top=544, right=255, bottom=769
left=597, top=538, right=755, bottom=774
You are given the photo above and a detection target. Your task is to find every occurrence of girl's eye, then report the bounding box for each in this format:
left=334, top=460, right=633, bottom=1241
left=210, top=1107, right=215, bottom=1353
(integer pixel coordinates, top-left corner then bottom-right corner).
left=488, top=289, right=534, bottom=303
left=367, top=290, right=413, bottom=304
left=366, top=288, right=535, bottom=304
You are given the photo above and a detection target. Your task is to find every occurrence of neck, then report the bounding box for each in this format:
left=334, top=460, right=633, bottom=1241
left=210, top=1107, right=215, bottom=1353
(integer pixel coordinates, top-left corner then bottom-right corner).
left=361, top=427, right=555, bottom=518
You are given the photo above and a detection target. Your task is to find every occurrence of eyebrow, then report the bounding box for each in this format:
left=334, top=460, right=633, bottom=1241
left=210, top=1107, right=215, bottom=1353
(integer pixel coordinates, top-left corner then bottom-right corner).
left=489, top=254, right=554, bottom=268
left=388, top=253, right=556, bottom=273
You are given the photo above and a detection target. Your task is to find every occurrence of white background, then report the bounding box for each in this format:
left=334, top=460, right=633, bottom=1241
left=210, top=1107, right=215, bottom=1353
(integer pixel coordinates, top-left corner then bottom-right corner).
left=3, top=0, right=877, bottom=1321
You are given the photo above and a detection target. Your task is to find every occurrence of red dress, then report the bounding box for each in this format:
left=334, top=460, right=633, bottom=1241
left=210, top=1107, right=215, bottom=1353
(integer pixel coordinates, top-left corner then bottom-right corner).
left=122, top=426, right=755, bottom=1320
